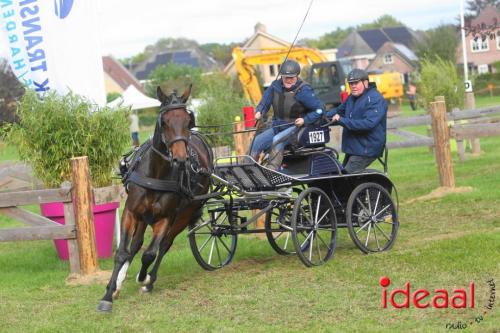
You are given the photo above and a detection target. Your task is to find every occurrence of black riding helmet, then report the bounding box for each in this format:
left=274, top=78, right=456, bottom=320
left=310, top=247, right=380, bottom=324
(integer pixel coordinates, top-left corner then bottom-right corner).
left=280, top=59, right=301, bottom=77
left=347, top=68, right=369, bottom=83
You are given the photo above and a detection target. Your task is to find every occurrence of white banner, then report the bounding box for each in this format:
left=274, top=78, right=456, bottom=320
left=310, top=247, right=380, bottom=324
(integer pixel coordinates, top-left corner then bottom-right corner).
left=0, top=0, right=105, bottom=105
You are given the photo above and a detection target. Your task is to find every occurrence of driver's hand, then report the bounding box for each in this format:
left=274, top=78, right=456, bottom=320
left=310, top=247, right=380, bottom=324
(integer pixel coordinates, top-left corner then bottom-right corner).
left=295, top=118, right=304, bottom=127
left=254, top=112, right=261, bottom=120
left=331, top=114, right=341, bottom=122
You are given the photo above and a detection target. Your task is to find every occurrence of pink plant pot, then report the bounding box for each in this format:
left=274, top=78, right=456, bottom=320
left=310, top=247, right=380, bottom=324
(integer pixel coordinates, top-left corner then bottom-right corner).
left=40, top=201, right=119, bottom=260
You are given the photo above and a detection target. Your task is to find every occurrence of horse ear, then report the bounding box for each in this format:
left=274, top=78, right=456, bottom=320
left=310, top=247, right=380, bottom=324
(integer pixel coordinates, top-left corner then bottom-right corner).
left=180, top=84, right=192, bottom=104
left=157, top=86, right=168, bottom=104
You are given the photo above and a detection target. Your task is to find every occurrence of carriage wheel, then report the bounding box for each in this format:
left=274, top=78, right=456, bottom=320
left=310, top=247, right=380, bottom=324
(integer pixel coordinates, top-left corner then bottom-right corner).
left=188, top=202, right=237, bottom=271
left=346, top=182, right=399, bottom=254
left=265, top=205, right=295, bottom=255
left=291, top=187, right=337, bottom=267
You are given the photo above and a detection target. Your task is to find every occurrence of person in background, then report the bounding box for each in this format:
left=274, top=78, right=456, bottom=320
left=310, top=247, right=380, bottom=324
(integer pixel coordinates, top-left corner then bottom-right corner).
left=406, top=82, right=417, bottom=111
left=326, top=68, right=387, bottom=173
left=129, top=110, right=140, bottom=147
left=250, top=59, right=324, bottom=170
left=340, top=84, right=349, bottom=103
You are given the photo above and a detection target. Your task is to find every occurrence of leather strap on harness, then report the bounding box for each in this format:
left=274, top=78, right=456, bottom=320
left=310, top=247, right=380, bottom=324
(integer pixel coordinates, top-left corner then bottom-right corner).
left=128, top=171, right=180, bottom=192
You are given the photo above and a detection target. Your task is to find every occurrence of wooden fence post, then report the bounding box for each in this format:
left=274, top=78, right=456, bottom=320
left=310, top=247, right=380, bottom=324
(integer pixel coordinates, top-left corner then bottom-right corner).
left=430, top=100, right=455, bottom=188
left=464, top=92, right=481, bottom=156
left=64, top=200, right=81, bottom=275
left=71, top=156, right=98, bottom=275
left=233, top=119, right=248, bottom=156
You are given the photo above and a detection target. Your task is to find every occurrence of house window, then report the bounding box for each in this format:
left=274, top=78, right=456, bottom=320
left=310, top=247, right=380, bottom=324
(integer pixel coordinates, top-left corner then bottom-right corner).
left=383, top=53, right=394, bottom=64
left=478, top=64, right=489, bottom=74
left=471, top=37, right=490, bottom=52
left=269, top=65, right=276, bottom=77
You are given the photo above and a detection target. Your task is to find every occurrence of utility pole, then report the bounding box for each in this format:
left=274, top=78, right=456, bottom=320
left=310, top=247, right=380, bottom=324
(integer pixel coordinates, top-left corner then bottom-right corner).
left=460, top=0, right=469, bottom=82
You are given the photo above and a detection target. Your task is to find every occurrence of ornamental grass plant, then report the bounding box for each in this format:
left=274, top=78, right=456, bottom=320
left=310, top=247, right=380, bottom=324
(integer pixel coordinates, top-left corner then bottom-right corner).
left=418, top=57, right=465, bottom=112
left=8, top=90, right=130, bottom=188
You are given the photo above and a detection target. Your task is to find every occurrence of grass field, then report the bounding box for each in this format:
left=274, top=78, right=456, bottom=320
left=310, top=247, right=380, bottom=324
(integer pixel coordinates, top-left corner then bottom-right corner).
left=0, top=98, right=499, bottom=332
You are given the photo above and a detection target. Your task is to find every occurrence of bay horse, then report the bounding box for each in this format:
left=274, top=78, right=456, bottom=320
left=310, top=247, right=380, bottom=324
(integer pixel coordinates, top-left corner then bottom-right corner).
left=97, top=85, right=213, bottom=312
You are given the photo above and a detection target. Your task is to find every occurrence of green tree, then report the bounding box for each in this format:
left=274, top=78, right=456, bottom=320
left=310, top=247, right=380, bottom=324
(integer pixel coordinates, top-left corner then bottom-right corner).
left=120, top=53, right=148, bottom=67
left=0, top=61, right=24, bottom=125
left=196, top=72, right=246, bottom=148
left=200, top=42, right=239, bottom=64
left=304, top=15, right=404, bottom=49
left=120, top=37, right=202, bottom=68
left=466, top=0, right=499, bottom=17
left=145, top=62, right=203, bottom=97
left=416, top=24, right=459, bottom=63
left=418, top=57, right=464, bottom=112
left=304, top=27, right=354, bottom=49
left=357, top=14, right=404, bottom=30
left=106, top=92, right=121, bottom=103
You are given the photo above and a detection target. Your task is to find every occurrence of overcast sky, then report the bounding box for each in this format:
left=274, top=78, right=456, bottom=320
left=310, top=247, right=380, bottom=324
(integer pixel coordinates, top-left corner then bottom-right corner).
left=96, top=0, right=460, bottom=58
left=0, top=0, right=461, bottom=60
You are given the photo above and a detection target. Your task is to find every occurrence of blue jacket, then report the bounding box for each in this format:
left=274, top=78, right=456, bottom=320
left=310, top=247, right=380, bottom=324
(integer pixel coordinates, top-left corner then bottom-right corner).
left=256, top=79, right=324, bottom=133
left=326, top=87, right=387, bottom=157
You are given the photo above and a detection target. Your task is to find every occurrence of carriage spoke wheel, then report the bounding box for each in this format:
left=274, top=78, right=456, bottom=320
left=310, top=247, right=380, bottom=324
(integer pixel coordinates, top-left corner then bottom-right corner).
left=188, top=201, right=237, bottom=271
left=346, top=182, right=399, bottom=254
left=265, top=204, right=295, bottom=255
left=291, top=187, right=337, bottom=267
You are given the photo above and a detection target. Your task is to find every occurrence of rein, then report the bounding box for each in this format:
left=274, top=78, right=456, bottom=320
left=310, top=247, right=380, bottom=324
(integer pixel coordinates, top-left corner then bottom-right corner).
left=198, top=121, right=296, bottom=137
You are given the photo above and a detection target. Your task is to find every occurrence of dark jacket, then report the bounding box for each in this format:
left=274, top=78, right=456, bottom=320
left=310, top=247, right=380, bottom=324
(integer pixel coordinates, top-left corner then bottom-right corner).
left=326, top=87, right=387, bottom=157
left=256, top=79, right=324, bottom=133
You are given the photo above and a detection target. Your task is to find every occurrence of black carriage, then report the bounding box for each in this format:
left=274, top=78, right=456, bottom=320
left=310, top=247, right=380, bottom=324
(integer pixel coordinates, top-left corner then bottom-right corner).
left=188, top=126, right=399, bottom=269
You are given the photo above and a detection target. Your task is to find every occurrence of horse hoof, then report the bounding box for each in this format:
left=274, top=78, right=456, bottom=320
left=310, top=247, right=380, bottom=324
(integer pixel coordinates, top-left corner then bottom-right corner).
left=140, top=285, right=152, bottom=293
left=96, top=300, right=113, bottom=313
left=136, top=273, right=151, bottom=286
left=112, top=290, right=120, bottom=300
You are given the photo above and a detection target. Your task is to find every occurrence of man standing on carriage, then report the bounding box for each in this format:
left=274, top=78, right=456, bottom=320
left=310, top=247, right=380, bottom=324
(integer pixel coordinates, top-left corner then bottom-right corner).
left=326, top=68, right=387, bottom=173
left=250, top=59, right=325, bottom=170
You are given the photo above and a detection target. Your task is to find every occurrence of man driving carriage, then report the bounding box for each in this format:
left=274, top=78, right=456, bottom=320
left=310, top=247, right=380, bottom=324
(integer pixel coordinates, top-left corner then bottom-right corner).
left=326, top=68, right=387, bottom=173
left=250, top=59, right=325, bottom=170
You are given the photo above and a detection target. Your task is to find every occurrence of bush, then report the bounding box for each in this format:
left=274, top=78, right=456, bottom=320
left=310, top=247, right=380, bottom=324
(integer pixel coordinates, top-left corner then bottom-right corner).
left=196, top=72, right=247, bottom=147
left=418, top=57, right=464, bottom=112
left=472, top=71, right=500, bottom=96
left=8, top=90, right=130, bottom=187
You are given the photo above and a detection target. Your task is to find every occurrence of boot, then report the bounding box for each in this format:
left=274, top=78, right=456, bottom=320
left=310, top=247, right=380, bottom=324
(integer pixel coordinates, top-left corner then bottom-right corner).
left=267, top=148, right=283, bottom=171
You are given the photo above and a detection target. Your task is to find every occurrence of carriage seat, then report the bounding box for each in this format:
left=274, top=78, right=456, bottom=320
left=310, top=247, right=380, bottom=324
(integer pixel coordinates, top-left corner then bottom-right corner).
left=278, top=124, right=345, bottom=176
left=282, top=125, right=331, bottom=157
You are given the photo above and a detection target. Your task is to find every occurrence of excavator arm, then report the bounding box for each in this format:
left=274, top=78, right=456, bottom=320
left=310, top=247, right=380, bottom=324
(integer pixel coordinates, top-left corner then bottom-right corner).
left=232, top=47, right=328, bottom=106
left=231, top=46, right=404, bottom=108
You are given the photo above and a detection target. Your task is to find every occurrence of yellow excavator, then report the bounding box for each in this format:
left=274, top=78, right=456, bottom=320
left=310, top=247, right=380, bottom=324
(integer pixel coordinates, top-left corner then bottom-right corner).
left=232, top=46, right=403, bottom=108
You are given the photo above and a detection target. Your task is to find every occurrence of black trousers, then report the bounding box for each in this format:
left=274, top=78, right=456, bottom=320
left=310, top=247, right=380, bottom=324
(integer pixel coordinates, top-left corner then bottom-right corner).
left=342, top=154, right=376, bottom=173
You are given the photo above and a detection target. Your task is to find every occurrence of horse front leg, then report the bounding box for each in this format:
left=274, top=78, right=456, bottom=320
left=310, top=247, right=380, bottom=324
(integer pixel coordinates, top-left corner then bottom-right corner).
left=112, top=218, right=147, bottom=300
left=142, top=204, right=202, bottom=293
left=141, top=235, right=173, bottom=293
left=97, top=208, right=138, bottom=312
left=136, top=218, right=169, bottom=292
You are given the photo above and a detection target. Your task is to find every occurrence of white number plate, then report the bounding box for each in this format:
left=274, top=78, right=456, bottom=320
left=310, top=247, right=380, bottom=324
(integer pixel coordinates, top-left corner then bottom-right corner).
left=308, top=131, right=325, bottom=144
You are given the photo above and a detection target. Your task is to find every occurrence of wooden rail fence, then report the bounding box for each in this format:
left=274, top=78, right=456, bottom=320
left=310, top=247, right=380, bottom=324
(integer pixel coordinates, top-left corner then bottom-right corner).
left=386, top=104, right=500, bottom=153
left=0, top=156, right=123, bottom=277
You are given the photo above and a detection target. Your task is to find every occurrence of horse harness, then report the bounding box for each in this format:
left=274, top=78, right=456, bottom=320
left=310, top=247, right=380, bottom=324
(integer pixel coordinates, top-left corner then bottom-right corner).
left=120, top=103, right=211, bottom=198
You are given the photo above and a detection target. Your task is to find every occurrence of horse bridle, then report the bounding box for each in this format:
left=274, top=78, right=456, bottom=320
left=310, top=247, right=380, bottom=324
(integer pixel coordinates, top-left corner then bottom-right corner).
left=153, top=103, right=192, bottom=161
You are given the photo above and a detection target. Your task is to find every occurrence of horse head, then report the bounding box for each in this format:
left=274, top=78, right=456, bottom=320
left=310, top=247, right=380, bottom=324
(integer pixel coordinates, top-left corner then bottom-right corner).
left=155, top=85, right=192, bottom=163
